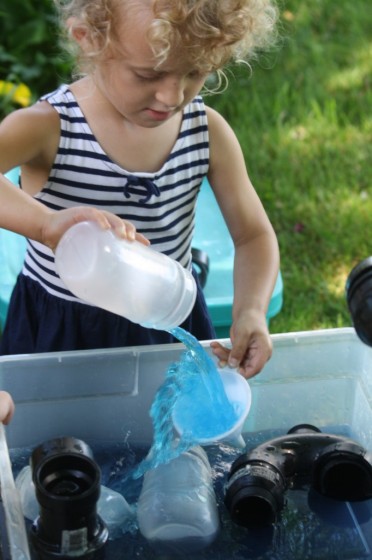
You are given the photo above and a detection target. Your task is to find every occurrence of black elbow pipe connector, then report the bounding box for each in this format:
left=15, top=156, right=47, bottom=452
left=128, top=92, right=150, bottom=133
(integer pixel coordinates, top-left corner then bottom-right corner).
left=224, top=424, right=372, bottom=527
left=346, top=256, right=372, bottom=347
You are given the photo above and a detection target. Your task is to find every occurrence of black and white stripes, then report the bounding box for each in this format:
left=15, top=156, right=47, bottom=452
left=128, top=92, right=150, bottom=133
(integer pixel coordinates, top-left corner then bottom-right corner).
left=22, top=85, right=209, bottom=303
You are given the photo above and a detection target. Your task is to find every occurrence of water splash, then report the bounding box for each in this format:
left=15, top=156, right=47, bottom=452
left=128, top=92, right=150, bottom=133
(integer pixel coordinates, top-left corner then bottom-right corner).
left=132, top=328, right=237, bottom=479
left=170, top=327, right=234, bottom=407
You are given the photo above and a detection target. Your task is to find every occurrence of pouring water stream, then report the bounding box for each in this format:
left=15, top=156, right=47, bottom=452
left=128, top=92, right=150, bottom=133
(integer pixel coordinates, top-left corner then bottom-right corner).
left=132, top=327, right=238, bottom=479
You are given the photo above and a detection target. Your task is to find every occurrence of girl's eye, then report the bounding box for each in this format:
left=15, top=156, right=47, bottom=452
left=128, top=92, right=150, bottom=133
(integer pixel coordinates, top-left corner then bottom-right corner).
left=188, top=70, right=206, bottom=81
left=135, top=72, right=160, bottom=82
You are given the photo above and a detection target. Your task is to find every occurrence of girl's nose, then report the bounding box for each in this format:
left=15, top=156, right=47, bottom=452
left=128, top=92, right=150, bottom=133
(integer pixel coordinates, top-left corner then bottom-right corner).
left=155, top=76, right=185, bottom=108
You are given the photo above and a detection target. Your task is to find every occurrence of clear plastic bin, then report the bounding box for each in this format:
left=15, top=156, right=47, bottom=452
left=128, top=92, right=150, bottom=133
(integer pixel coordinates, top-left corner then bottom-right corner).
left=0, top=327, right=371, bottom=450
left=1, top=327, right=372, bottom=558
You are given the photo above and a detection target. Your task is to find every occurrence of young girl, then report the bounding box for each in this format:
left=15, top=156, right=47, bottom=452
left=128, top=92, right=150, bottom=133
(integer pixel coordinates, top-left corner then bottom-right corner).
left=0, top=0, right=280, bottom=379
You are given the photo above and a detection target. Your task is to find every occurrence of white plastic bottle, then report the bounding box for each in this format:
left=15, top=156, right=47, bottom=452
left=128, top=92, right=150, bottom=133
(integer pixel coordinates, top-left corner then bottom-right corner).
left=54, top=221, right=197, bottom=330
left=137, top=446, right=220, bottom=554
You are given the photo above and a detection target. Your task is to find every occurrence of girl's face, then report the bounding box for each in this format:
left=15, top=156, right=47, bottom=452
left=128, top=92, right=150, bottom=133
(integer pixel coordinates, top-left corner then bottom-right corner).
left=88, top=5, right=207, bottom=128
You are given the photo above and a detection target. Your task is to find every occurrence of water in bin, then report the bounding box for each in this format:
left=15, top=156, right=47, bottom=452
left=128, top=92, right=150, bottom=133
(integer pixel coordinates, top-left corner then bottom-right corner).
left=10, top=435, right=372, bottom=560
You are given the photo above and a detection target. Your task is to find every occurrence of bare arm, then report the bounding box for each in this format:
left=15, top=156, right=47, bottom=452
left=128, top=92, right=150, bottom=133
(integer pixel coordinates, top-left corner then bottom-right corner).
left=0, top=176, right=148, bottom=249
left=206, top=106, right=280, bottom=378
left=0, top=105, right=149, bottom=248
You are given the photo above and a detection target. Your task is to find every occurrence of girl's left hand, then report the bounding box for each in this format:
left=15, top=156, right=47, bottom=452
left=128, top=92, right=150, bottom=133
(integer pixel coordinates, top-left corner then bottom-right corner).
left=210, top=310, right=272, bottom=379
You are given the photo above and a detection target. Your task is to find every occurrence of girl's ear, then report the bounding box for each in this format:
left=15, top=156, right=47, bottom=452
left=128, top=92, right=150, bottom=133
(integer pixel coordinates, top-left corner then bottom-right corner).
left=67, top=17, right=94, bottom=52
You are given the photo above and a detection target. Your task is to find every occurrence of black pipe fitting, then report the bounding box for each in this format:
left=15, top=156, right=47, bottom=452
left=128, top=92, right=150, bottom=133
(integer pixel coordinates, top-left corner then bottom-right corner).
left=30, top=437, right=108, bottom=559
left=225, top=424, right=372, bottom=527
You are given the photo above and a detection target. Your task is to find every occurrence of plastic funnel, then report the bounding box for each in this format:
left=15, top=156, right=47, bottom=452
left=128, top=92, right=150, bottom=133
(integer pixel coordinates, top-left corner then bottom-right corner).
left=172, top=369, right=251, bottom=448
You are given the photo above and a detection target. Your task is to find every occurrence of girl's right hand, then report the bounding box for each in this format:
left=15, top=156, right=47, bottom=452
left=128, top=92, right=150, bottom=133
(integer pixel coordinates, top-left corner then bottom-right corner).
left=41, top=207, right=150, bottom=251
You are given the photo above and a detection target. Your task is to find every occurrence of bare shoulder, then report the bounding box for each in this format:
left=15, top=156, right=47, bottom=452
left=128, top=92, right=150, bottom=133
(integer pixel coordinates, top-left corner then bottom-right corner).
left=0, top=101, right=59, bottom=136
left=0, top=101, right=60, bottom=171
left=205, top=105, right=234, bottom=135
left=204, top=104, right=244, bottom=172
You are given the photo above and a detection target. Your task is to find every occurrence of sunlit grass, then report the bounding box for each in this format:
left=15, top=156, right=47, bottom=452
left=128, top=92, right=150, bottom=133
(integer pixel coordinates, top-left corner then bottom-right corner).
left=207, top=0, right=372, bottom=334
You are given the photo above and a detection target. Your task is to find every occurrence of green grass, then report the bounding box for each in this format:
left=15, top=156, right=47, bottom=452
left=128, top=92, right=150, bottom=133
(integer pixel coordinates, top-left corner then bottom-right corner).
left=207, top=0, right=372, bottom=334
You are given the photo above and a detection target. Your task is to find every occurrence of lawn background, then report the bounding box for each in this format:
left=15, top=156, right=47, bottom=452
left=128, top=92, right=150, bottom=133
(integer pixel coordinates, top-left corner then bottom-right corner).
left=207, top=0, right=372, bottom=334
left=1, top=0, right=371, bottom=335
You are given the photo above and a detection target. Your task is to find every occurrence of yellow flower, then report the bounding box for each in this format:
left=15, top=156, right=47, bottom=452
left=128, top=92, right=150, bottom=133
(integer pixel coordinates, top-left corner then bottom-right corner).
left=0, top=80, right=32, bottom=107
left=283, top=10, right=295, bottom=22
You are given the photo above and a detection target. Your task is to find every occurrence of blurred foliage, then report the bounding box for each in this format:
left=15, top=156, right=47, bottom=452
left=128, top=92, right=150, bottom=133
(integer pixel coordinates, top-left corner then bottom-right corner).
left=0, top=0, right=72, bottom=118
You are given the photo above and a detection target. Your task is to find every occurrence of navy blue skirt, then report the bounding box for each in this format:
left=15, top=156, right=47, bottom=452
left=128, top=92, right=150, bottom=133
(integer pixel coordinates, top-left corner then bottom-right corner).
left=0, top=272, right=216, bottom=355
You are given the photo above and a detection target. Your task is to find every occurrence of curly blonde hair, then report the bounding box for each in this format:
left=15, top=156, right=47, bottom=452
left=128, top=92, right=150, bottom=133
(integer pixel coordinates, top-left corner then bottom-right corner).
left=54, top=0, right=278, bottom=78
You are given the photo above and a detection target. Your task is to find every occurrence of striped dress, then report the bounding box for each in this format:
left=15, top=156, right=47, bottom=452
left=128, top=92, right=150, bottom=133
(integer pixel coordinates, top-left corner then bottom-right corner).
left=0, top=85, right=215, bottom=354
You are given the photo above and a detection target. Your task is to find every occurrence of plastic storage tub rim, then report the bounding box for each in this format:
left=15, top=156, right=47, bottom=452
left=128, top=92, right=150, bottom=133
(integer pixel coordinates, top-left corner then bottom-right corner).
left=1, top=327, right=372, bottom=451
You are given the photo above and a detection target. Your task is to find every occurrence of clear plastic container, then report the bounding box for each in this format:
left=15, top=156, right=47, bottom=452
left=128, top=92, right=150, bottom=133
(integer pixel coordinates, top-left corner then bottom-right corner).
left=137, top=446, right=220, bottom=554
left=55, top=221, right=196, bottom=330
left=0, top=424, right=31, bottom=560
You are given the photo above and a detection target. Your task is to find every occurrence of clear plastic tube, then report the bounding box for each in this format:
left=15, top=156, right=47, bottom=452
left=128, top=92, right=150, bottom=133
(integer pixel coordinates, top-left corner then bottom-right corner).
left=0, top=424, right=31, bottom=560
